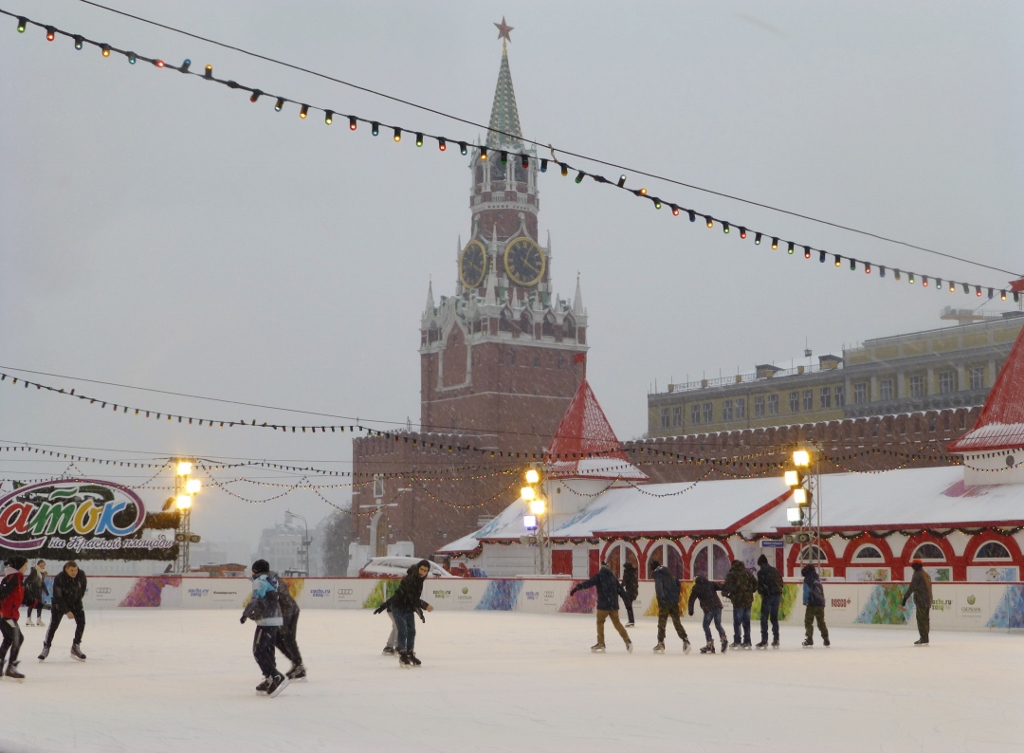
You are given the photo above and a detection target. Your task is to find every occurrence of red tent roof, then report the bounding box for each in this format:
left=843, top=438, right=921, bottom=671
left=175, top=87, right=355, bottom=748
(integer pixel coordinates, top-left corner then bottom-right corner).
left=948, top=321, right=1024, bottom=452
left=544, top=379, right=648, bottom=480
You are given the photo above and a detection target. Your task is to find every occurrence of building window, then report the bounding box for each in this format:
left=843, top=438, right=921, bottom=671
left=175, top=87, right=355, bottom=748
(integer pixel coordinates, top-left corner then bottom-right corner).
left=508, top=349, right=516, bottom=366
left=702, top=402, right=713, bottom=423
left=736, top=398, right=746, bottom=420
left=853, top=382, right=867, bottom=404
left=834, top=385, right=845, bottom=407
left=969, top=366, right=984, bottom=391
left=797, top=545, right=827, bottom=564
left=880, top=378, right=894, bottom=402
left=533, top=354, right=540, bottom=367
left=660, top=408, right=670, bottom=428
left=853, top=545, right=884, bottom=561
left=691, top=404, right=701, bottom=425
left=820, top=387, right=831, bottom=408
left=722, top=400, right=733, bottom=422
left=975, top=541, right=1011, bottom=560
left=754, top=396, right=765, bottom=417
left=789, top=392, right=800, bottom=413
left=939, top=370, right=955, bottom=394
left=802, top=390, right=813, bottom=411
left=911, top=543, right=944, bottom=561
left=672, top=406, right=682, bottom=428
left=557, top=354, right=564, bottom=370
left=909, top=374, right=924, bottom=399
left=768, top=394, right=779, bottom=415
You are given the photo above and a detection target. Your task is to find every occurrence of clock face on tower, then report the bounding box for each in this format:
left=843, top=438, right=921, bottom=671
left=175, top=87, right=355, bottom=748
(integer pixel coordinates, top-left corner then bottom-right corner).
left=459, top=240, right=488, bottom=289
left=503, top=236, right=545, bottom=287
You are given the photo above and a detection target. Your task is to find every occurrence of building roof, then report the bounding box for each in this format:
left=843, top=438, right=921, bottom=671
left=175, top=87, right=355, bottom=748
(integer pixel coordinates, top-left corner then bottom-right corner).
left=438, top=465, right=1024, bottom=554
left=485, top=45, right=523, bottom=150
left=545, top=379, right=648, bottom=481
left=948, top=323, right=1024, bottom=452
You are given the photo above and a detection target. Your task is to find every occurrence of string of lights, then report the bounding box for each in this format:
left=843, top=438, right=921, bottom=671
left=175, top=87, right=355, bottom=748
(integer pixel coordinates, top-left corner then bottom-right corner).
left=5, top=10, right=1023, bottom=298
left=67, top=0, right=1024, bottom=279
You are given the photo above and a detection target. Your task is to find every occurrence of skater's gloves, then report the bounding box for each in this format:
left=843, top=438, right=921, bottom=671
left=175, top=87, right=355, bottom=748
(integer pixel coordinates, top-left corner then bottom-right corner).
left=240, top=616, right=247, bottom=624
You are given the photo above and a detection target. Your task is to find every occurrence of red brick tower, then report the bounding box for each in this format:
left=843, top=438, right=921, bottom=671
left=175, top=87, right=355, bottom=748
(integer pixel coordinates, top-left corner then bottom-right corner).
left=350, top=34, right=588, bottom=560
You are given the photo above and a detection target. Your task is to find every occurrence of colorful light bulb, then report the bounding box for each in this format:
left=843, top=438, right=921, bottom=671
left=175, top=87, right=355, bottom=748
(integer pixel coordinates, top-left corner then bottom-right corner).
left=275, top=98, right=285, bottom=112
left=438, top=137, right=446, bottom=151
left=416, top=133, right=424, bottom=147
left=324, top=110, right=333, bottom=125
left=299, top=104, right=309, bottom=119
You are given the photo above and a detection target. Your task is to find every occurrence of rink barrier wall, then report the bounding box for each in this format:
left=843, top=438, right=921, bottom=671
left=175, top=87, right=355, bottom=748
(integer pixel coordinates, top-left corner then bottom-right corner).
left=77, top=577, right=1024, bottom=631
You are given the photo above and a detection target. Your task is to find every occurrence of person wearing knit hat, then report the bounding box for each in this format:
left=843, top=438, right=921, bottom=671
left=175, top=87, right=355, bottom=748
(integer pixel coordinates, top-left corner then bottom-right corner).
left=0, top=556, right=30, bottom=679
left=901, top=559, right=933, bottom=646
left=241, top=560, right=289, bottom=697
left=650, top=560, right=690, bottom=654
left=755, top=554, right=785, bottom=649
left=22, top=560, right=49, bottom=627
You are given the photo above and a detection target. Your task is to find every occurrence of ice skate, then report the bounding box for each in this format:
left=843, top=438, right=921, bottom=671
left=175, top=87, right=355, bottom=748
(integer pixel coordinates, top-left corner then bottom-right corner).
left=653, top=642, right=665, bottom=653
left=255, top=677, right=272, bottom=693
left=771, top=639, right=780, bottom=649
left=729, top=641, right=740, bottom=650
left=682, top=639, right=691, bottom=655
left=624, top=622, right=635, bottom=628
left=699, top=641, right=715, bottom=654
left=37, top=643, right=50, bottom=661
left=36, top=619, right=46, bottom=627
left=398, top=650, right=412, bottom=667
left=742, top=642, right=752, bottom=650
left=625, top=642, right=633, bottom=654
left=407, top=652, right=422, bottom=667
left=802, top=637, right=813, bottom=648
left=755, top=641, right=768, bottom=649
left=720, top=636, right=728, bottom=653
left=4, top=661, right=24, bottom=682
left=823, top=638, right=831, bottom=647
left=70, top=643, right=87, bottom=661
left=381, top=646, right=396, bottom=656
left=24, top=617, right=34, bottom=627
left=590, top=643, right=606, bottom=653
left=266, top=673, right=289, bottom=698
left=286, top=664, right=306, bottom=681
left=914, top=639, right=929, bottom=646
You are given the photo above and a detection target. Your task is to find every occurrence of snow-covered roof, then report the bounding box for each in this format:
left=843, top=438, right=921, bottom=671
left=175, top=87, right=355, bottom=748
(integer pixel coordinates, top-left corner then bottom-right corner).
left=438, top=466, right=1024, bottom=553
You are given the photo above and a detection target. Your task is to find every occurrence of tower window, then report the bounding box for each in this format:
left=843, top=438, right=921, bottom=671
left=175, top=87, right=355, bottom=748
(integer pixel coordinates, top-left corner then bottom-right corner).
left=490, top=162, right=506, bottom=182
left=660, top=409, right=670, bottom=428
left=702, top=402, right=713, bottom=423
left=564, top=316, right=576, bottom=340
left=499, top=310, right=513, bottom=332
left=789, top=392, right=800, bottom=413
left=519, top=313, right=532, bottom=338
left=767, top=394, right=779, bottom=415
left=691, top=404, right=701, bottom=425
left=722, top=400, right=733, bottom=422
left=880, top=378, right=894, bottom=401
left=854, top=382, right=868, bottom=404
left=543, top=313, right=556, bottom=338
left=802, top=390, right=813, bottom=411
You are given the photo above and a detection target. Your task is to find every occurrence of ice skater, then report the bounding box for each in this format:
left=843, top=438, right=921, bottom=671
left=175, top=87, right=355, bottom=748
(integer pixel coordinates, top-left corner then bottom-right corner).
left=755, top=554, right=784, bottom=649
left=723, top=559, right=757, bottom=649
left=801, top=564, right=829, bottom=647
left=622, top=561, right=639, bottom=627
left=376, top=559, right=434, bottom=668
left=240, top=559, right=289, bottom=697
left=0, top=556, right=29, bottom=680
left=569, top=561, right=632, bottom=653
left=901, top=558, right=932, bottom=646
left=22, top=560, right=48, bottom=627
left=688, top=574, right=728, bottom=654
left=649, top=560, right=690, bottom=654
left=275, top=575, right=305, bottom=680
left=39, top=561, right=88, bottom=662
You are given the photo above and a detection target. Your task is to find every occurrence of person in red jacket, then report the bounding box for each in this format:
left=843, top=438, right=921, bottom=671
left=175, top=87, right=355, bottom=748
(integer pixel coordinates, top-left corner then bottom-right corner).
left=0, top=556, right=29, bottom=680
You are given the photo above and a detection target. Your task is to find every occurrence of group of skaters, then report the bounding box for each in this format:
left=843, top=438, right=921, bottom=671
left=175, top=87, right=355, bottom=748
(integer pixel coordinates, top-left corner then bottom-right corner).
left=0, top=558, right=90, bottom=681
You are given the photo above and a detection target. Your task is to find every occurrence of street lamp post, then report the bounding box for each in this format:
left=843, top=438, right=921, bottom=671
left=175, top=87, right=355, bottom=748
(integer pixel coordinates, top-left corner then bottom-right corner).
left=174, top=460, right=201, bottom=574
left=359, top=475, right=401, bottom=558
left=785, top=447, right=822, bottom=574
left=521, top=465, right=549, bottom=575
left=285, top=510, right=311, bottom=576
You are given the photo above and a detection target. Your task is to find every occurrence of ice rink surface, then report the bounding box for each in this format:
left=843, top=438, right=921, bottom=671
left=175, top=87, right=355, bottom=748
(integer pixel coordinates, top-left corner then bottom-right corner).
left=0, top=610, right=1021, bottom=753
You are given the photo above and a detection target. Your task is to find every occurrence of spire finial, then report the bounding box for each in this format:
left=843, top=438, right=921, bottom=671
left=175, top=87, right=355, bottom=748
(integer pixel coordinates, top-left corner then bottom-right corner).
left=494, top=17, right=514, bottom=44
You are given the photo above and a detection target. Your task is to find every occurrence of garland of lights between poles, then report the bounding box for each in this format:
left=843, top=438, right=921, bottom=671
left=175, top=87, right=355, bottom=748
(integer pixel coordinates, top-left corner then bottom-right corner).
left=4, top=10, right=1024, bottom=300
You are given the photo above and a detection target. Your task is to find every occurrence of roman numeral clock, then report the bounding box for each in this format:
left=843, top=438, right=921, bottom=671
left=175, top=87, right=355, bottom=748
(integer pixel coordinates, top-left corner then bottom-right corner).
left=503, top=236, right=545, bottom=287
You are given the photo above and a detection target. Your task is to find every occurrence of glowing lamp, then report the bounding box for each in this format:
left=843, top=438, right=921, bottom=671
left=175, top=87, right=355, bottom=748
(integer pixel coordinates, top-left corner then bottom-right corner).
left=784, top=470, right=800, bottom=487
left=186, top=479, right=202, bottom=495
left=793, top=449, right=811, bottom=467
left=521, top=486, right=536, bottom=501
left=530, top=498, right=546, bottom=516
left=175, top=495, right=192, bottom=510
left=786, top=507, right=802, bottom=523
left=176, top=461, right=192, bottom=476
left=523, top=515, right=538, bottom=530
left=525, top=469, right=540, bottom=484
left=793, top=488, right=808, bottom=505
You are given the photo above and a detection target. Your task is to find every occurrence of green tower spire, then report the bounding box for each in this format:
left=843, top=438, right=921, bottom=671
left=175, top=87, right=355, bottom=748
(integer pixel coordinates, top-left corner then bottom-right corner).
left=486, top=43, right=524, bottom=150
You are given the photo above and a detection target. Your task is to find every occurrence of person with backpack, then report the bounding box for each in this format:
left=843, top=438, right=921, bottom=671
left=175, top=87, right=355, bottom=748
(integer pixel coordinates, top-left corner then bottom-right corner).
left=39, top=561, right=88, bottom=662
left=687, top=574, right=728, bottom=654
left=755, top=554, right=785, bottom=649
left=569, top=561, right=632, bottom=653
left=901, top=558, right=933, bottom=646
left=801, top=563, right=830, bottom=647
left=621, top=561, right=639, bottom=627
left=22, top=560, right=48, bottom=627
left=649, top=560, right=690, bottom=654
left=0, top=556, right=29, bottom=680
left=723, top=560, right=758, bottom=649
left=240, top=559, right=289, bottom=697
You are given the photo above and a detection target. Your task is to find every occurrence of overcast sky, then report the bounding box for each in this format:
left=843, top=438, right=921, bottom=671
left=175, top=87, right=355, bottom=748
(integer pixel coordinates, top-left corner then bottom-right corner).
left=2, top=0, right=1022, bottom=561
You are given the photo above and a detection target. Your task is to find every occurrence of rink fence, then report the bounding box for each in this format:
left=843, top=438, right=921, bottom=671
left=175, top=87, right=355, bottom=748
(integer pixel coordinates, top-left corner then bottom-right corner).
left=75, top=576, right=1024, bottom=632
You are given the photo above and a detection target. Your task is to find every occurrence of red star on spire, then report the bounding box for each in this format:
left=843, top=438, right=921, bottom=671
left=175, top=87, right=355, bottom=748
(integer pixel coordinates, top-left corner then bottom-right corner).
left=494, top=17, right=514, bottom=43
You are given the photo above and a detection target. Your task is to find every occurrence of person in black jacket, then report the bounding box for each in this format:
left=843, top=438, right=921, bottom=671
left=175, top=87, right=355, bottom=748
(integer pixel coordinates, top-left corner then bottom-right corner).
left=688, top=575, right=728, bottom=654
left=22, top=560, right=48, bottom=627
left=801, top=564, right=829, bottom=648
left=755, top=554, right=785, bottom=649
left=569, top=561, right=632, bottom=653
left=650, top=560, right=690, bottom=654
left=241, top=560, right=289, bottom=696
left=39, top=561, right=87, bottom=662
left=621, top=561, right=639, bottom=627
left=901, top=559, right=933, bottom=646
left=387, top=560, right=434, bottom=667
left=275, top=576, right=305, bottom=680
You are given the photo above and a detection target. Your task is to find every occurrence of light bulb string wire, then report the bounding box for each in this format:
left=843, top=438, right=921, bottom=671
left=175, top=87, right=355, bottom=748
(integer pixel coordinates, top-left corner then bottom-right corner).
left=68, top=0, right=1022, bottom=279
left=6, top=8, right=1023, bottom=287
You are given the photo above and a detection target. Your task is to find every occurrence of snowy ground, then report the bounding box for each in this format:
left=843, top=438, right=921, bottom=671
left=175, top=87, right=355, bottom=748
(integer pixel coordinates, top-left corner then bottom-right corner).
left=1, top=610, right=1021, bottom=753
